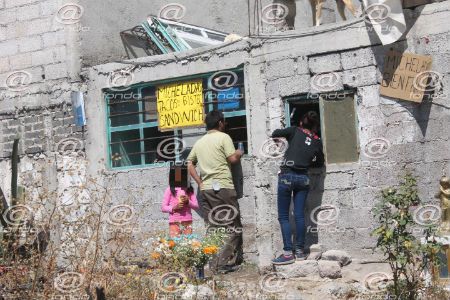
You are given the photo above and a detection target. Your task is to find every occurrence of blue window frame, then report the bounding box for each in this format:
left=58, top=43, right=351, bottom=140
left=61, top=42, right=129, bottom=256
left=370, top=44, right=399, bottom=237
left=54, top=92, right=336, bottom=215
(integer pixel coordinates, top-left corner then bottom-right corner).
left=105, top=69, right=247, bottom=169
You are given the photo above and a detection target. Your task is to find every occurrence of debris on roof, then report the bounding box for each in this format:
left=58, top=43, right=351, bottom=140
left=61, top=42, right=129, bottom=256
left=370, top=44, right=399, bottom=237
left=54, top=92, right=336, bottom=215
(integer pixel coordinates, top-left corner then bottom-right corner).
left=120, top=16, right=239, bottom=58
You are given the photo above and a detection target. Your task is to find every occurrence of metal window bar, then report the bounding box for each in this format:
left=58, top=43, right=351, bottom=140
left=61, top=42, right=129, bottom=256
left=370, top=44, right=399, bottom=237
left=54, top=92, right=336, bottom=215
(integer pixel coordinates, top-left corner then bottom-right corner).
left=141, top=17, right=190, bottom=54
left=106, top=71, right=247, bottom=168
left=107, top=90, right=246, bottom=119
left=109, top=126, right=247, bottom=145
left=140, top=21, right=171, bottom=54
left=108, top=105, right=246, bottom=118
left=106, top=84, right=245, bottom=105
left=150, top=17, right=190, bottom=52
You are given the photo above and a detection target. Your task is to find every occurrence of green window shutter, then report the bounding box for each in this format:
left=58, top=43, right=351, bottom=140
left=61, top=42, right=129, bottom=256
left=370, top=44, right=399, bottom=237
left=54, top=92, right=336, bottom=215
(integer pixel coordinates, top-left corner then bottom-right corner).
left=321, top=95, right=359, bottom=164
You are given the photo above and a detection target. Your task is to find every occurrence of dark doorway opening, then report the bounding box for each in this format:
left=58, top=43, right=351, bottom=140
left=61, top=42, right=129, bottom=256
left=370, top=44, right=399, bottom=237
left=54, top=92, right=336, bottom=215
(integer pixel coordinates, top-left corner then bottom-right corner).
left=288, top=99, right=321, bottom=138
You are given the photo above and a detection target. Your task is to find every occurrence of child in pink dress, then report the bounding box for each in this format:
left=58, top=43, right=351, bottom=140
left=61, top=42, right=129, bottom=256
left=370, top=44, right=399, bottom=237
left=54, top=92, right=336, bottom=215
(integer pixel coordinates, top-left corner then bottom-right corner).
left=161, top=185, right=199, bottom=237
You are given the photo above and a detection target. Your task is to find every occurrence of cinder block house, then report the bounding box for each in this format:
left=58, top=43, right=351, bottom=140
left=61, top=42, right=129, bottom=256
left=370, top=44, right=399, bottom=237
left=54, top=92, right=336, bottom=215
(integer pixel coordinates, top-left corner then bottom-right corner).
left=0, top=0, right=449, bottom=268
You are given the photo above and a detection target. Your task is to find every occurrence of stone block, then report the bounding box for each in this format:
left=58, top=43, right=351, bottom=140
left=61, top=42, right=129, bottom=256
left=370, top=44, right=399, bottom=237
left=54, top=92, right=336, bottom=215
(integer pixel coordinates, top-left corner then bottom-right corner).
left=0, top=26, right=5, bottom=42
left=307, top=243, right=322, bottom=260
left=307, top=252, right=322, bottom=260
left=401, top=121, right=424, bottom=143
left=310, top=243, right=322, bottom=253
left=7, top=22, right=25, bottom=40
left=309, top=53, right=342, bottom=74
left=358, top=85, right=379, bottom=108
left=2, top=126, right=18, bottom=134
left=343, top=66, right=378, bottom=87
left=296, top=56, right=308, bottom=75
left=353, top=187, right=380, bottom=208
left=265, top=79, right=279, bottom=99
left=323, top=172, right=353, bottom=190
left=25, top=17, right=52, bottom=36
left=338, top=207, right=374, bottom=229
left=23, top=115, right=37, bottom=123
left=318, top=260, right=342, bottom=279
left=354, top=228, right=377, bottom=249
left=423, top=140, right=450, bottom=162
left=16, top=3, right=40, bottom=21
left=17, top=35, right=41, bottom=52
left=42, top=30, right=65, bottom=47
left=321, top=250, right=352, bottom=266
left=0, top=57, right=9, bottom=73
left=5, top=0, right=39, bottom=8
left=44, top=63, right=67, bottom=80
left=275, top=260, right=319, bottom=278
left=341, top=47, right=376, bottom=70
left=25, top=145, right=43, bottom=154
left=32, top=122, right=44, bottom=130
left=265, top=58, right=295, bottom=79
left=9, top=53, right=32, bottom=70
left=277, top=74, right=310, bottom=97
left=40, top=0, right=60, bottom=16
left=0, top=8, right=16, bottom=24
left=0, top=40, right=18, bottom=57
left=32, top=46, right=66, bottom=66
left=24, top=130, right=44, bottom=139
left=337, top=190, right=354, bottom=208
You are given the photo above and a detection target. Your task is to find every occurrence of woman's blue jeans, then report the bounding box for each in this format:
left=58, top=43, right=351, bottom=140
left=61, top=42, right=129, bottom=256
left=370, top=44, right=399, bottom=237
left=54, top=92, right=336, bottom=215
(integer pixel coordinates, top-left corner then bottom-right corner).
left=277, top=171, right=310, bottom=252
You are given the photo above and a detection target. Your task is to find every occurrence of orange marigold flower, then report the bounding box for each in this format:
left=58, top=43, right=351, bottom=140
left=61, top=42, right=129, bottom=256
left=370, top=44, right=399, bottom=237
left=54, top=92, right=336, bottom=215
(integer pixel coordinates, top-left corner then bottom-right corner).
left=151, top=252, right=161, bottom=259
left=168, top=240, right=176, bottom=249
left=203, top=246, right=218, bottom=255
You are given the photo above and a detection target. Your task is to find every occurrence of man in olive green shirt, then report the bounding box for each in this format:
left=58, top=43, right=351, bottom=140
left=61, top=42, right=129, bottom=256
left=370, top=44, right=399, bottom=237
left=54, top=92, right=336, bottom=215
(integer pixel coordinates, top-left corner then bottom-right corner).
left=187, top=110, right=243, bottom=274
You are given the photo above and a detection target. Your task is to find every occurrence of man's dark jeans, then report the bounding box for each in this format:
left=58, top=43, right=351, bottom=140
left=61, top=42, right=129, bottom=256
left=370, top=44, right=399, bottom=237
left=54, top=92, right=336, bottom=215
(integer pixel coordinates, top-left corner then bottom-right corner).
left=200, top=188, right=243, bottom=269
left=277, top=171, right=310, bottom=252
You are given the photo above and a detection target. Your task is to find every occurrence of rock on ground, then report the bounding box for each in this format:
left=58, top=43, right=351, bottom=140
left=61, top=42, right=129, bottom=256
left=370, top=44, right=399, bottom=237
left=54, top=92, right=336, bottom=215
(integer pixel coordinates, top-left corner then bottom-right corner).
left=307, top=252, right=322, bottom=260
left=321, top=250, right=352, bottom=266
left=275, top=260, right=319, bottom=278
left=309, top=244, right=323, bottom=252
left=316, top=281, right=366, bottom=299
left=318, top=260, right=342, bottom=279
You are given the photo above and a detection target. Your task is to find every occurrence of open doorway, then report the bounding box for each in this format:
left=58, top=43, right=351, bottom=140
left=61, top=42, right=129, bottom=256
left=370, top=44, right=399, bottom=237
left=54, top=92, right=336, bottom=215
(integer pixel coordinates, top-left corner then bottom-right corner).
left=287, top=97, right=321, bottom=138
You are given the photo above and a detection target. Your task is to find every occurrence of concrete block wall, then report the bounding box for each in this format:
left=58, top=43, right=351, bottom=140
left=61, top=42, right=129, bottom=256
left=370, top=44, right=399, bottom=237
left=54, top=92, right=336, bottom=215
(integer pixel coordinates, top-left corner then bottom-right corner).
left=0, top=0, right=86, bottom=218
left=0, top=0, right=84, bottom=155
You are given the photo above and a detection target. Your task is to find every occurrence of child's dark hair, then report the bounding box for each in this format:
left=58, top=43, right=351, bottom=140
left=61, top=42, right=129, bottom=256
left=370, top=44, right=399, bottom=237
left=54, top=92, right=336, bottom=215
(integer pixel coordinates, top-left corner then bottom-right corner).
left=170, top=185, right=194, bottom=197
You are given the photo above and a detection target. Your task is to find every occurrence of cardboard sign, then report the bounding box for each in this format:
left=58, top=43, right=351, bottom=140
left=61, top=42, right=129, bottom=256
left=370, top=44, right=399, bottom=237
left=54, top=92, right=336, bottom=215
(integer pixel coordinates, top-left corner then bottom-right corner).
left=380, top=51, right=432, bottom=102
left=157, top=80, right=204, bottom=131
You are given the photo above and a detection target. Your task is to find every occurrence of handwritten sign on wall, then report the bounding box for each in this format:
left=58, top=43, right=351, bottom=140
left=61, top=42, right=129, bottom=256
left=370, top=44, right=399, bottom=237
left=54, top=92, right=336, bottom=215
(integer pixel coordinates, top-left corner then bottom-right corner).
left=380, top=51, right=432, bottom=102
left=157, top=80, right=204, bottom=131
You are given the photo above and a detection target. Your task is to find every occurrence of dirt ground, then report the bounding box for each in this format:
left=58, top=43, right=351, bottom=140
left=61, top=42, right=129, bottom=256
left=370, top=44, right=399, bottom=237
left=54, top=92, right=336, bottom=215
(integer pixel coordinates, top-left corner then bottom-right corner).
left=194, top=260, right=392, bottom=300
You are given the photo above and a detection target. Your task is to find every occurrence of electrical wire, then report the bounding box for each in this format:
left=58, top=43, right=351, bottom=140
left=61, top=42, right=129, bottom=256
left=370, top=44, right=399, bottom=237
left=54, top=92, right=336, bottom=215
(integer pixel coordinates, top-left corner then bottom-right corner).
left=249, top=17, right=364, bottom=39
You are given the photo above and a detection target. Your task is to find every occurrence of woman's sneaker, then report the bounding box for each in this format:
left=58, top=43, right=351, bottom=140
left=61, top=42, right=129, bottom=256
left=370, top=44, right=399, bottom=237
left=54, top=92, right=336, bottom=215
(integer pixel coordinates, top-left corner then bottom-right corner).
left=272, top=254, right=295, bottom=265
left=295, top=249, right=307, bottom=261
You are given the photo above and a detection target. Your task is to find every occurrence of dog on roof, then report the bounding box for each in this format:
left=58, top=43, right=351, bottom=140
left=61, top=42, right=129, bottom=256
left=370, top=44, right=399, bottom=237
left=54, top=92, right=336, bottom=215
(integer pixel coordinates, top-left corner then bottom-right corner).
left=311, top=0, right=358, bottom=26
